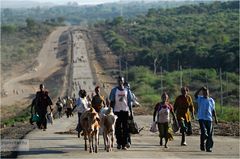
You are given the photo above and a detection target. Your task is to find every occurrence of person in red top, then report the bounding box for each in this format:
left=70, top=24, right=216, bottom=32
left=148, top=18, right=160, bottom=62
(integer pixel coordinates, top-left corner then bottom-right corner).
left=153, top=92, right=176, bottom=148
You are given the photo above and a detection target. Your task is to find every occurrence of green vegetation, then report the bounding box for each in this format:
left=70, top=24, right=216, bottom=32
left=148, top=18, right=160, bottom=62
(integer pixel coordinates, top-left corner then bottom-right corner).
left=215, top=104, right=239, bottom=122
left=101, top=1, right=239, bottom=73
left=127, top=66, right=239, bottom=122
left=1, top=1, right=203, bottom=25
left=127, top=67, right=238, bottom=105
left=97, top=1, right=239, bottom=122
left=2, top=105, right=32, bottom=126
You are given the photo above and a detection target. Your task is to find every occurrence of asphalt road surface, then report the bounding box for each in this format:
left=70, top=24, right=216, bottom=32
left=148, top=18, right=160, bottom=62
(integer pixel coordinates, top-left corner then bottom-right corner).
left=71, top=29, right=95, bottom=98
left=17, top=115, right=239, bottom=159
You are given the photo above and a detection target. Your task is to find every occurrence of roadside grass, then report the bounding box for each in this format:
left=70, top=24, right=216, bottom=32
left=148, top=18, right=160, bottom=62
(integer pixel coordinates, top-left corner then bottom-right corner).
left=1, top=105, right=31, bottom=127
left=215, top=104, right=239, bottom=122
left=127, top=67, right=239, bottom=123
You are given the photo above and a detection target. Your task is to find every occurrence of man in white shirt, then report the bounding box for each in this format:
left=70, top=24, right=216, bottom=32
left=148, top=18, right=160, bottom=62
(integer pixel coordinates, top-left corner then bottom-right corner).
left=74, top=89, right=89, bottom=138
left=109, top=76, right=133, bottom=150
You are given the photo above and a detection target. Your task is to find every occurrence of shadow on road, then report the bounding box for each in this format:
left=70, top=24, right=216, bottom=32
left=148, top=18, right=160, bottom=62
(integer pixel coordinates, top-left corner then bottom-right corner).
left=19, top=149, right=66, bottom=156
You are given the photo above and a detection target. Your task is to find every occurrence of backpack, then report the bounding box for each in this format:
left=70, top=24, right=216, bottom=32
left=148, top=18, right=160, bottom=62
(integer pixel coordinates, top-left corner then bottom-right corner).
left=157, top=104, right=170, bottom=123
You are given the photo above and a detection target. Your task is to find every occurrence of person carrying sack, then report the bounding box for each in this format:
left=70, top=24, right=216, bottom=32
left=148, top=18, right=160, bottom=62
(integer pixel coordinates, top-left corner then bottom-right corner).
left=34, top=84, right=53, bottom=131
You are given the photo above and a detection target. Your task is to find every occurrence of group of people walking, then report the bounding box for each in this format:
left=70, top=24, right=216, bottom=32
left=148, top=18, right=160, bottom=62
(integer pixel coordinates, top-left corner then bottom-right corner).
left=30, top=76, right=218, bottom=153
left=153, top=86, right=218, bottom=152
left=74, top=76, right=134, bottom=150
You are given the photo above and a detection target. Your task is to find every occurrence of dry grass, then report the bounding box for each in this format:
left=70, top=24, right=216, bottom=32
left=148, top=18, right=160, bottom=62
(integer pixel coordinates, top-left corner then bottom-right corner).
left=1, top=101, right=29, bottom=121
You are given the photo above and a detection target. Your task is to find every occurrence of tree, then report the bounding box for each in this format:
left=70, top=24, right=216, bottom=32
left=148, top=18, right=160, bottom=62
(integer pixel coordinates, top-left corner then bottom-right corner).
left=1, top=24, right=17, bottom=34
left=26, top=18, right=36, bottom=30
left=111, top=38, right=126, bottom=55
left=112, top=16, right=124, bottom=26
left=57, top=17, right=65, bottom=24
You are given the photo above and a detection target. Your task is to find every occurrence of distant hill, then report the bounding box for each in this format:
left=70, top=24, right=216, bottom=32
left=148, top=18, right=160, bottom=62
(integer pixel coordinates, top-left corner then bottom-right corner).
left=1, top=0, right=56, bottom=8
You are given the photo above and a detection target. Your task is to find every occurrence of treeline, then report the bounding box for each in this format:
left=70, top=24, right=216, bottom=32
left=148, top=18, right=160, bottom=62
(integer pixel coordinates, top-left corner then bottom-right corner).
left=1, top=1, right=204, bottom=25
left=100, top=1, right=239, bottom=73
left=127, top=66, right=238, bottom=105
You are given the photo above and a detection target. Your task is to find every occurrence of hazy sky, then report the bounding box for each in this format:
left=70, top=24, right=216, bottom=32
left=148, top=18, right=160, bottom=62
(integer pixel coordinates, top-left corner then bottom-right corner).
left=5, top=0, right=172, bottom=5
left=7, top=0, right=123, bottom=5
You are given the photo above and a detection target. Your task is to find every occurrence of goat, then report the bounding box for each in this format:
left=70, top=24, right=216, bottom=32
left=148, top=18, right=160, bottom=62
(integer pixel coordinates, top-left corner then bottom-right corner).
left=80, top=107, right=100, bottom=153
left=100, top=107, right=117, bottom=152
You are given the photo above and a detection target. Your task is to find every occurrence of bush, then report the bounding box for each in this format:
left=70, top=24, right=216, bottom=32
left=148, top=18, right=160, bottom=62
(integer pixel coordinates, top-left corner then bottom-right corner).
left=127, top=66, right=239, bottom=122
left=215, top=104, right=239, bottom=122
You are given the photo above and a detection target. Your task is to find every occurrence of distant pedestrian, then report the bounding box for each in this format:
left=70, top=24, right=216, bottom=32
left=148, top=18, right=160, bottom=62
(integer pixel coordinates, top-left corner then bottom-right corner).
left=34, top=84, right=53, bottom=131
left=56, top=97, right=63, bottom=118
left=153, top=92, right=176, bottom=148
left=91, top=86, right=105, bottom=113
left=174, top=87, right=195, bottom=146
left=195, top=87, right=218, bottom=152
left=66, top=96, right=74, bottom=118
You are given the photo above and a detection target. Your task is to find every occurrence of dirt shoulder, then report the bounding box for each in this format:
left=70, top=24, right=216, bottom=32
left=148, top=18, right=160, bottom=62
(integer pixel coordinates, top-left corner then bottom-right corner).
left=1, top=26, right=69, bottom=108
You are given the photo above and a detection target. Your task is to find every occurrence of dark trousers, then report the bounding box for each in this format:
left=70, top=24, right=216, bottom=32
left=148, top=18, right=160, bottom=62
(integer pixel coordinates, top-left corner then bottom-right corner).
left=157, top=122, right=168, bottom=138
left=76, top=113, right=82, bottom=132
left=58, top=107, right=62, bottom=118
left=66, top=108, right=72, bottom=118
left=179, top=119, right=192, bottom=135
left=37, top=112, right=47, bottom=129
left=114, top=111, right=129, bottom=147
left=199, top=119, right=214, bottom=150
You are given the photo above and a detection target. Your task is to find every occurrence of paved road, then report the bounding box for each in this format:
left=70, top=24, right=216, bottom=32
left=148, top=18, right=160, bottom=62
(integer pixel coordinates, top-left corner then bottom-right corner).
left=17, top=115, right=239, bottom=159
left=71, top=29, right=95, bottom=97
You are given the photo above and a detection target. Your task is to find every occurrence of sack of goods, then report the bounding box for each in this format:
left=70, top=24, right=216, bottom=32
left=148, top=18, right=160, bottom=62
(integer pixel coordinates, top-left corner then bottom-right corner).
left=128, top=119, right=139, bottom=134
left=46, top=112, right=54, bottom=125
left=150, top=122, right=158, bottom=133
left=172, top=119, right=179, bottom=133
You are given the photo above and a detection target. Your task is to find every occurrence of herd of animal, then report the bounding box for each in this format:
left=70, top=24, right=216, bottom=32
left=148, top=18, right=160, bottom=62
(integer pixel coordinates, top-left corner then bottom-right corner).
left=80, top=107, right=117, bottom=153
